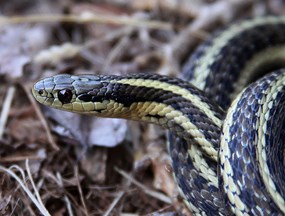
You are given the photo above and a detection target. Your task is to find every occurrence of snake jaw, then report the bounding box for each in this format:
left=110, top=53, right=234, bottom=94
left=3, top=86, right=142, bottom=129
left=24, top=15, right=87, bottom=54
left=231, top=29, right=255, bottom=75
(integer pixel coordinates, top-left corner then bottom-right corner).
left=32, top=76, right=70, bottom=107
left=32, top=79, right=51, bottom=105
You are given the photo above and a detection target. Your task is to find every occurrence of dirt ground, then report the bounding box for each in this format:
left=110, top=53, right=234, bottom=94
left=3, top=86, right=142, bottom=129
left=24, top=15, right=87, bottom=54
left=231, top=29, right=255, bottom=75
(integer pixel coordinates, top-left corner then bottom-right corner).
left=0, top=0, right=284, bottom=215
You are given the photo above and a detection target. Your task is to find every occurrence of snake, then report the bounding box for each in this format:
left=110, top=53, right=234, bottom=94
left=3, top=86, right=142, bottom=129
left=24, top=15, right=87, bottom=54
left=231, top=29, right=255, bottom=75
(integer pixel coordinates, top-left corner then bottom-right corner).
left=32, top=16, right=285, bottom=215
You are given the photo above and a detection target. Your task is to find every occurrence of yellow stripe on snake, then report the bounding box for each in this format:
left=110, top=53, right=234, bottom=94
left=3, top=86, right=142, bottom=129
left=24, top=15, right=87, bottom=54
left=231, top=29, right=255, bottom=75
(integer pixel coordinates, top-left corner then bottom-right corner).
left=32, top=16, right=285, bottom=215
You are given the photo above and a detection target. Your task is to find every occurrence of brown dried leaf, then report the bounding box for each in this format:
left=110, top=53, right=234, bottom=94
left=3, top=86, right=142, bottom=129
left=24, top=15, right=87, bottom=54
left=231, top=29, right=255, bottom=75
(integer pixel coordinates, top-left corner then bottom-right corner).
left=80, top=147, right=107, bottom=183
left=9, top=117, right=46, bottom=143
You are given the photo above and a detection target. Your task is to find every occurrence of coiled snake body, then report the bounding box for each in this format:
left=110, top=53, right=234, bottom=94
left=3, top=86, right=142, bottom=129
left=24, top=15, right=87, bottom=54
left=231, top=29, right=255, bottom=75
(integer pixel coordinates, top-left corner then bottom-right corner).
left=32, top=16, right=285, bottom=215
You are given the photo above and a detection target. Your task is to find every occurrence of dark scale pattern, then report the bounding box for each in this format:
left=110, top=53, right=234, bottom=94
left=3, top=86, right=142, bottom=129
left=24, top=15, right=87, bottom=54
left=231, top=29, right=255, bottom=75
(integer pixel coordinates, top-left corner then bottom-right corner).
left=183, top=21, right=285, bottom=110
left=222, top=71, right=285, bottom=214
left=101, top=73, right=225, bottom=120
left=77, top=79, right=223, bottom=152
left=205, top=24, right=285, bottom=109
left=265, top=85, right=285, bottom=201
left=168, top=134, right=233, bottom=215
left=172, top=100, right=221, bottom=146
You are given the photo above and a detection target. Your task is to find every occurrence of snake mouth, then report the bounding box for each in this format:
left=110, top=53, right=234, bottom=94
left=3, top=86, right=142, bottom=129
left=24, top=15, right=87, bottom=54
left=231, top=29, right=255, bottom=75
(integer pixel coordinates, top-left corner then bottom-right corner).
left=31, top=86, right=37, bottom=98
left=32, top=82, right=45, bottom=102
left=32, top=79, right=57, bottom=106
left=32, top=87, right=50, bottom=105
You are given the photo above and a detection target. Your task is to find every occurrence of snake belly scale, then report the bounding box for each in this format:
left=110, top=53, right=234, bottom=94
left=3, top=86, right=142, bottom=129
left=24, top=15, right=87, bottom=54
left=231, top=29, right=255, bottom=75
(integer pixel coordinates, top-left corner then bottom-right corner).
left=32, top=16, right=285, bottom=215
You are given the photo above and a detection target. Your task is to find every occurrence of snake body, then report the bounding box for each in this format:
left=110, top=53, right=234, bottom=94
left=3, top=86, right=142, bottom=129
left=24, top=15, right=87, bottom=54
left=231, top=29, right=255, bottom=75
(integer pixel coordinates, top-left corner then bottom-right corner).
left=32, top=16, right=285, bottom=215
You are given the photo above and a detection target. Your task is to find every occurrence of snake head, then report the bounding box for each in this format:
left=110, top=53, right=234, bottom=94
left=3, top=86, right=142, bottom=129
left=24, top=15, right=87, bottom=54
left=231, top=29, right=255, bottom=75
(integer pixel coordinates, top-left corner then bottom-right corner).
left=32, top=74, right=74, bottom=104
left=32, top=74, right=108, bottom=114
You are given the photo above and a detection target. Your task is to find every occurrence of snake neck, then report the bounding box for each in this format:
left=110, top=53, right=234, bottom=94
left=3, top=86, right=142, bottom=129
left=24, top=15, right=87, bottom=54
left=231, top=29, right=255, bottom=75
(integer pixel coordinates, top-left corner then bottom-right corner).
left=86, top=75, right=224, bottom=160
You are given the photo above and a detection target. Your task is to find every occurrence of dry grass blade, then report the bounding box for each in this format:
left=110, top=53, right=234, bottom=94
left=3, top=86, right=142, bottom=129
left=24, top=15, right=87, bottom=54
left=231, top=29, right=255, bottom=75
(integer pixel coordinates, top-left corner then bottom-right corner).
left=0, top=86, right=15, bottom=139
left=75, top=166, right=89, bottom=216
left=0, top=160, right=51, bottom=216
left=26, top=160, right=46, bottom=213
left=56, top=172, right=75, bottom=216
left=23, top=84, right=59, bottom=151
left=120, top=214, right=138, bottom=216
left=103, top=191, right=125, bottom=216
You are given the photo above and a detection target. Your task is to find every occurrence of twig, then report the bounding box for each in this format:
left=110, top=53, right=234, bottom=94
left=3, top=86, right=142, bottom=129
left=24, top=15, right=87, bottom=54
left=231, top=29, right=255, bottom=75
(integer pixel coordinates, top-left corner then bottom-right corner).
left=115, top=167, right=172, bottom=204
left=56, top=172, right=74, bottom=216
left=0, top=14, right=172, bottom=30
left=0, top=155, right=43, bottom=162
left=10, top=198, right=20, bottom=216
left=102, top=36, right=131, bottom=73
left=23, top=83, right=59, bottom=151
left=0, top=86, right=15, bottom=139
left=103, top=191, right=125, bottom=216
left=75, top=166, right=89, bottom=216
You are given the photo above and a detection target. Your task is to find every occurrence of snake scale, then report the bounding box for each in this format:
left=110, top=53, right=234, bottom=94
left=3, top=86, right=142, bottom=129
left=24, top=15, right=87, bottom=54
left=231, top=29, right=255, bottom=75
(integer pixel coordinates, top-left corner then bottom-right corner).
left=32, top=16, right=285, bottom=215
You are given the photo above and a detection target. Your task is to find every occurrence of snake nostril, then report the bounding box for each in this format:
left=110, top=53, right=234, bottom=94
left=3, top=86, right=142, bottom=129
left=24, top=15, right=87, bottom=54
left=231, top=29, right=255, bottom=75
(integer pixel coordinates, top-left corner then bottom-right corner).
left=58, top=89, right=73, bottom=104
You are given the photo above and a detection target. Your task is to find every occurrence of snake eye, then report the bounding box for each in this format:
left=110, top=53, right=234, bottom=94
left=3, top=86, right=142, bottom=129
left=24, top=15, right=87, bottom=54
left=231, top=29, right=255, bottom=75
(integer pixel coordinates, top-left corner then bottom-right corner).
left=58, top=89, right=73, bottom=104
left=38, top=90, right=44, bottom=95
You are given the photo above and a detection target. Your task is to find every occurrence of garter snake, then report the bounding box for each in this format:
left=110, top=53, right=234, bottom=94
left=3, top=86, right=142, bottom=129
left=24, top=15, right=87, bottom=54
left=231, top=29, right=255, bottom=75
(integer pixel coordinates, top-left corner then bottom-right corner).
left=32, top=16, right=285, bottom=215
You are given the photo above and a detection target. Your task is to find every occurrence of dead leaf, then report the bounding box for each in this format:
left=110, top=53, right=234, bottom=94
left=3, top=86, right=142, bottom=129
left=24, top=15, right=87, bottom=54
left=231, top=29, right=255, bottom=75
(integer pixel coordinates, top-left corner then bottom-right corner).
left=80, top=147, right=107, bottom=183
left=44, top=108, right=128, bottom=147
left=9, top=117, right=46, bottom=143
left=0, top=25, right=50, bottom=78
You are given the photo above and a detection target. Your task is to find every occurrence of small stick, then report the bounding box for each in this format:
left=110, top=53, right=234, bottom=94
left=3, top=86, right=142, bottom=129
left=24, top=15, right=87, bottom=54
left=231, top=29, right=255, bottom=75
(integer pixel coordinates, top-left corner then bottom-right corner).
left=115, top=167, right=172, bottom=204
left=23, top=84, right=60, bottom=151
left=0, top=14, right=172, bottom=30
left=75, top=166, right=89, bottom=216
left=103, top=190, right=125, bottom=216
left=0, top=86, right=15, bottom=139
